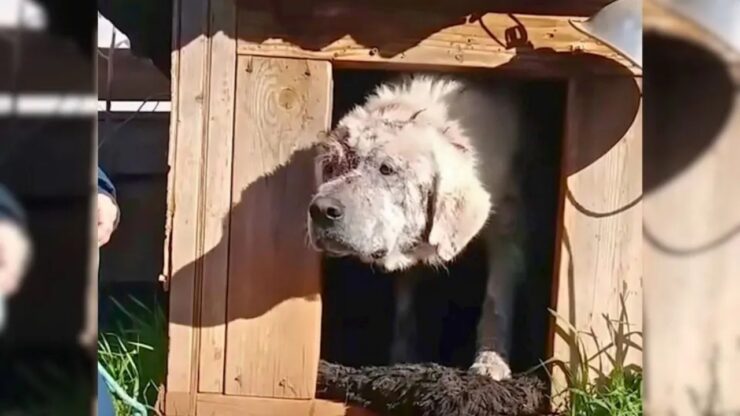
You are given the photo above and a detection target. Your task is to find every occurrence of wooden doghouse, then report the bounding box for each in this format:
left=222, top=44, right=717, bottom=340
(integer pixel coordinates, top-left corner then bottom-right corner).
left=162, top=1, right=642, bottom=414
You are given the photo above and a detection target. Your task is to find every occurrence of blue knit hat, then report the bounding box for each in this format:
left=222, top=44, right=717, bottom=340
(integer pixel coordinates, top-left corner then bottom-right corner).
left=98, top=167, right=117, bottom=200
left=0, top=184, right=27, bottom=229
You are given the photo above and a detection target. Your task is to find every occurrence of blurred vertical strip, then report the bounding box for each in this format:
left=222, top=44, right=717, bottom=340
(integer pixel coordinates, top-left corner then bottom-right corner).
left=0, top=0, right=96, bottom=414
left=644, top=1, right=740, bottom=415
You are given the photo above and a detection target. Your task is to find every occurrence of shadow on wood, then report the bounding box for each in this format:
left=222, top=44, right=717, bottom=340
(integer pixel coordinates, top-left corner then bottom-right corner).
left=100, top=0, right=618, bottom=76
left=643, top=33, right=735, bottom=195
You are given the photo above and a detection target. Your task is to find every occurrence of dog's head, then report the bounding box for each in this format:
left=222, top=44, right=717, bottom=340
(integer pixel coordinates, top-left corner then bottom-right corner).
left=307, top=102, right=491, bottom=271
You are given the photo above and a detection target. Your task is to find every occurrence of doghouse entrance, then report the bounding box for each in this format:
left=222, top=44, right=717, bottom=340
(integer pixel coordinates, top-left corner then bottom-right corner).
left=320, top=69, right=567, bottom=378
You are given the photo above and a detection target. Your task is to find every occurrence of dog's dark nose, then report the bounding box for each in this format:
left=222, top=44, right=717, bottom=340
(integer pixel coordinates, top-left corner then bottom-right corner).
left=310, top=197, right=344, bottom=225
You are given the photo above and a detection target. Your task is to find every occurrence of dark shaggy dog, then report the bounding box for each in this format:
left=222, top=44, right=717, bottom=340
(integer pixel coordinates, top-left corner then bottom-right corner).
left=317, top=360, right=549, bottom=416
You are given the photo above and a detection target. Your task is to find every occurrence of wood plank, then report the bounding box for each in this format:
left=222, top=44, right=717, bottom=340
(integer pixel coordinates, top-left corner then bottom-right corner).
left=237, top=6, right=640, bottom=76
left=99, top=0, right=615, bottom=80
left=198, top=0, right=238, bottom=394
left=550, top=76, right=643, bottom=398
left=164, top=391, right=193, bottom=416
left=224, top=57, right=332, bottom=398
left=643, top=52, right=740, bottom=415
left=165, top=0, right=210, bottom=402
left=194, top=394, right=375, bottom=416
left=161, top=0, right=181, bottom=366
left=231, top=0, right=615, bottom=18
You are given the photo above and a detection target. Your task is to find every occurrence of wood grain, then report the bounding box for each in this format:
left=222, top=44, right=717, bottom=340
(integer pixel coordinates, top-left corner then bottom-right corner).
left=194, top=394, right=375, bottom=416
left=550, top=77, right=643, bottom=398
left=198, top=0, right=238, bottom=394
left=164, top=391, right=193, bottom=416
left=224, top=56, right=332, bottom=398
left=166, top=0, right=210, bottom=401
left=236, top=7, right=640, bottom=76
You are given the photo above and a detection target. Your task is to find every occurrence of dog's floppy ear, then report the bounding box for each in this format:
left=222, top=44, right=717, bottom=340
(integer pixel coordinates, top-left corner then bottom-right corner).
left=427, top=155, right=491, bottom=262
left=440, top=123, right=472, bottom=154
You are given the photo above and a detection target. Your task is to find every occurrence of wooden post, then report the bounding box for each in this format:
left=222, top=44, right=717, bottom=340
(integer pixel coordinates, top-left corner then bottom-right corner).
left=198, top=0, right=237, bottom=394
left=165, top=0, right=210, bottom=413
left=550, top=76, right=643, bottom=397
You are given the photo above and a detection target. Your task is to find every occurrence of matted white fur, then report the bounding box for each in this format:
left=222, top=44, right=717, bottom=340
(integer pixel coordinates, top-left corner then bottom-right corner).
left=309, top=74, right=525, bottom=380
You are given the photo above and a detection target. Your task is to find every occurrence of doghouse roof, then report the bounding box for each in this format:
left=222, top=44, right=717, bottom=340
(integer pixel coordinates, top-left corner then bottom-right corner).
left=101, top=0, right=640, bottom=78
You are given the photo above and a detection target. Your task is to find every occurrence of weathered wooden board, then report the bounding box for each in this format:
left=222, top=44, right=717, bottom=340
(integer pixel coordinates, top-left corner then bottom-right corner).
left=550, top=76, right=643, bottom=397
left=223, top=56, right=332, bottom=398
left=236, top=4, right=639, bottom=76
left=165, top=0, right=209, bottom=413
left=197, top=0, right=238, bottom=394
left=195, top=394, right=375, bottom=416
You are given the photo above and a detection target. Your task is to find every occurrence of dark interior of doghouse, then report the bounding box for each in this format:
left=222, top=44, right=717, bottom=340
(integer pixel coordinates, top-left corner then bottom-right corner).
left=319, top=69, right=566, bottom=381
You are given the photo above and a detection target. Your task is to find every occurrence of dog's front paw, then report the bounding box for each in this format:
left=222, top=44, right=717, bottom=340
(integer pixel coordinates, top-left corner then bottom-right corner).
left=470, top=351, right=511, bottom=381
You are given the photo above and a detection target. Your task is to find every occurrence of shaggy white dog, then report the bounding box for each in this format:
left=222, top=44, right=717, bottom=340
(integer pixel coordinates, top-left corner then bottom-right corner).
left=308, top=74, right=525, bottom=380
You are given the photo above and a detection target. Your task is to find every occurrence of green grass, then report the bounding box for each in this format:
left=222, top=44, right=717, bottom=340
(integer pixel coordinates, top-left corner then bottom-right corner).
left=98, top=295, right=167, bottom=416
left=568, top=367, right=642, bottom=416
left=545, top=291, right=643, bottom=416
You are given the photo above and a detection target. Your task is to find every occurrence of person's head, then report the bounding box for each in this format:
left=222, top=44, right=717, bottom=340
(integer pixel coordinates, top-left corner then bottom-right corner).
left=0, top=219, right=32, bottom=296
left=0, top=185, right=32, bottom=330
left=97, top=192, right=119, bottom=247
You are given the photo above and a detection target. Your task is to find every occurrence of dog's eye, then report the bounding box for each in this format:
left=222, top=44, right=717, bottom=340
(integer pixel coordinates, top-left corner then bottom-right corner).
left=379, top=163, right=394, bottom=176
left=323, top=163, right=335, bottom=177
